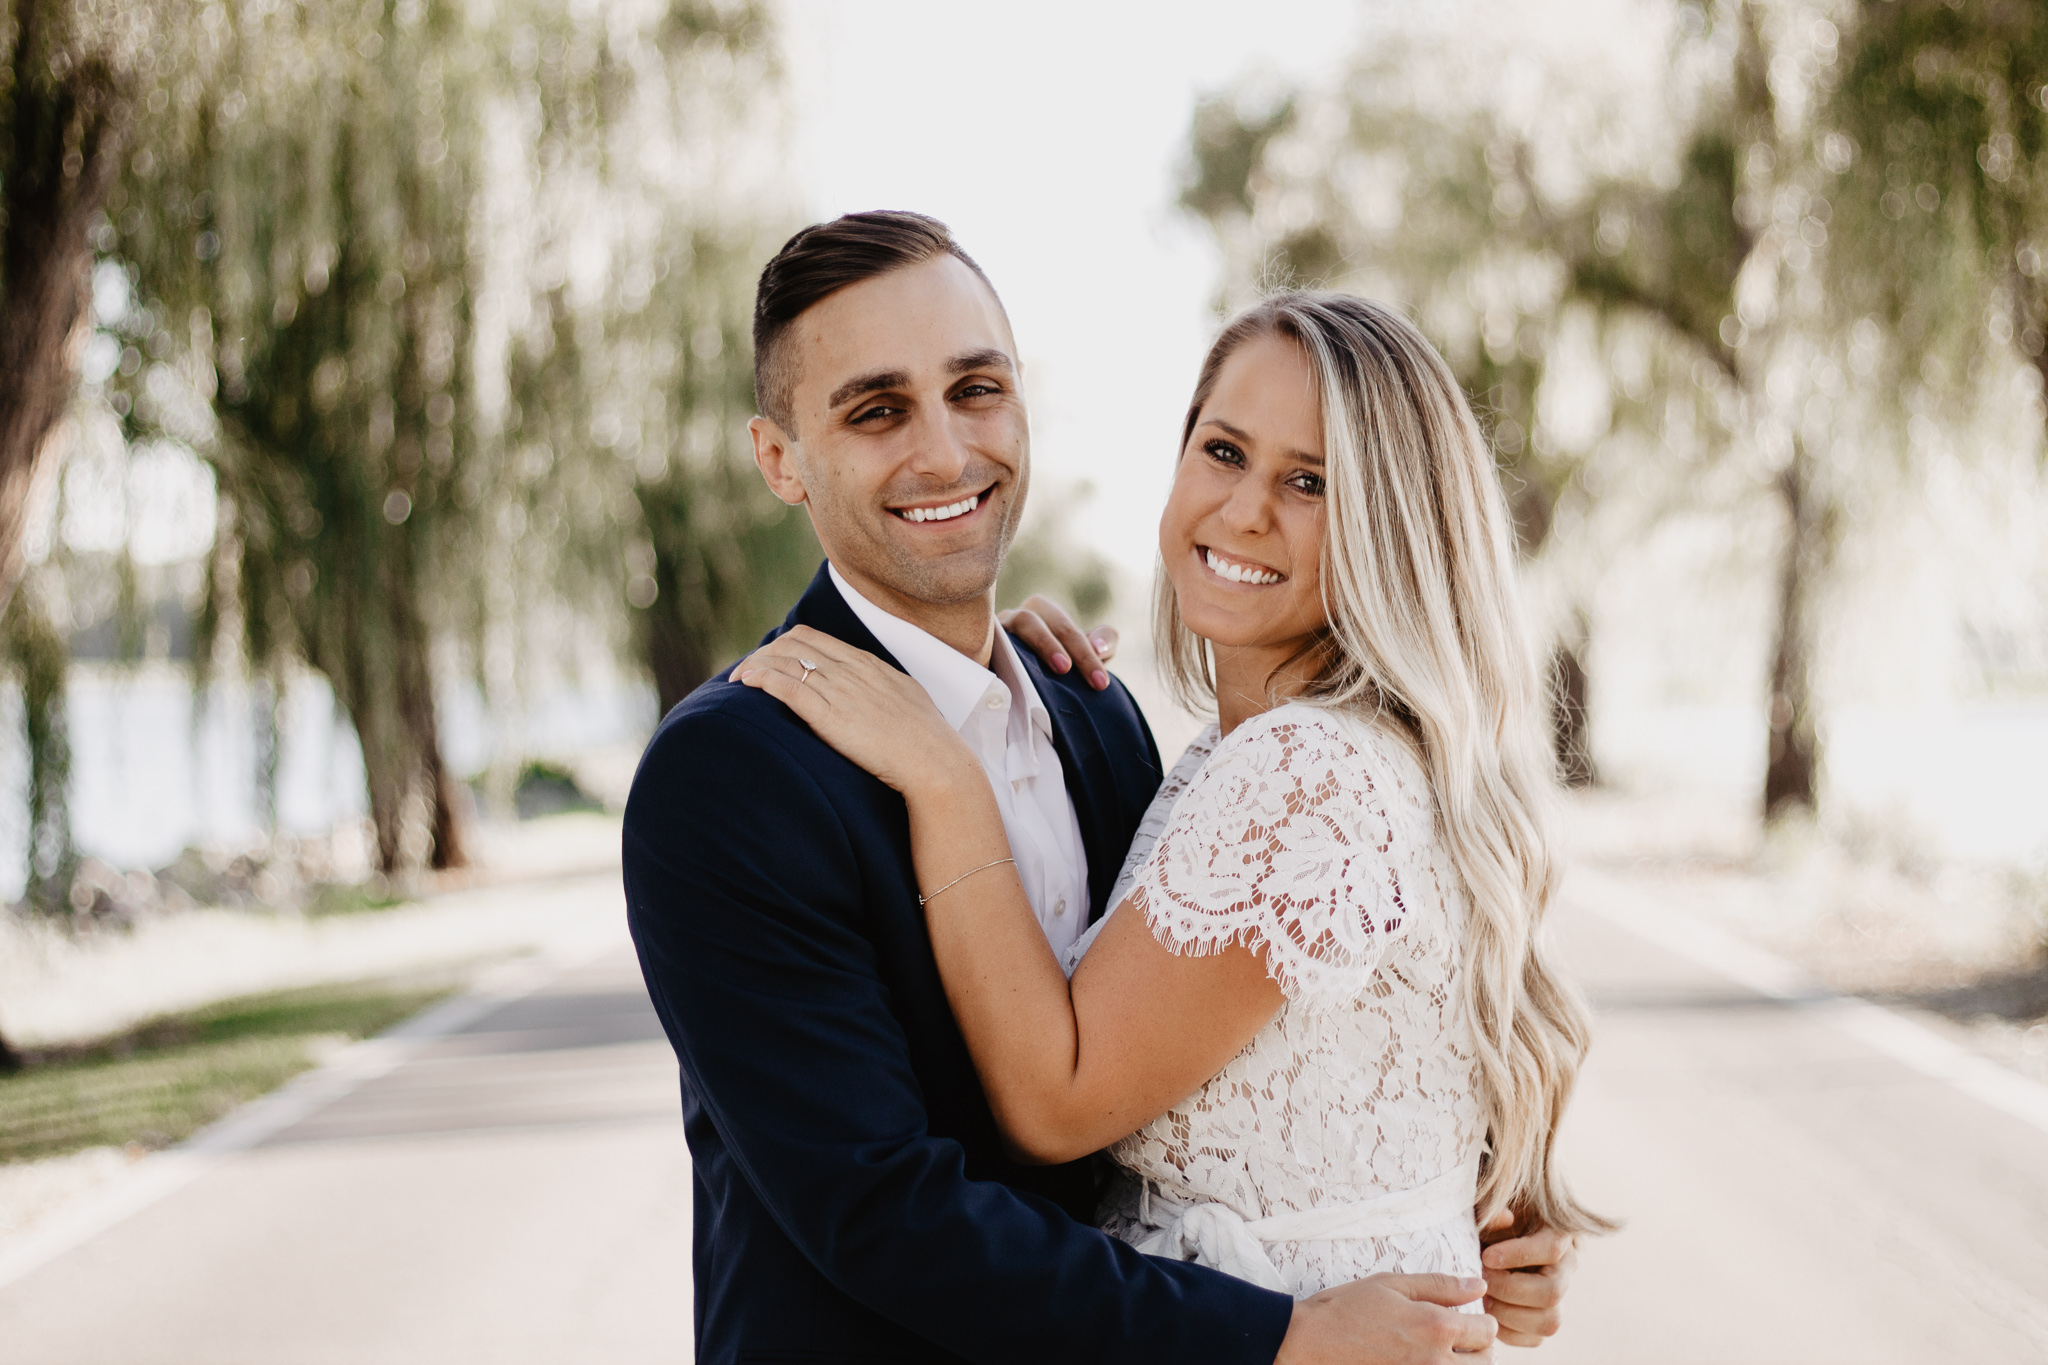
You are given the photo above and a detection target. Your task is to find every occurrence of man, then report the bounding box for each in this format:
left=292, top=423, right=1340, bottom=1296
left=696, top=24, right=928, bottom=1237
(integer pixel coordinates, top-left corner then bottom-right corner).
left=623, top=210, right=1574, bottom=1364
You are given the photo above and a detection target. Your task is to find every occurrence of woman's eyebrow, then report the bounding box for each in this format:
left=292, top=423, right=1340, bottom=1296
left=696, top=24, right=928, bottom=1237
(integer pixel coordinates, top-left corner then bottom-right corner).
left=1201, top=418, right=1324, bottom=466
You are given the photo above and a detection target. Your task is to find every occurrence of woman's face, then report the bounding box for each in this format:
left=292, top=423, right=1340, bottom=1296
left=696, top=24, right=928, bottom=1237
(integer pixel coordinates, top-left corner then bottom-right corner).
left=1160, top=332, right=1330, bottom=657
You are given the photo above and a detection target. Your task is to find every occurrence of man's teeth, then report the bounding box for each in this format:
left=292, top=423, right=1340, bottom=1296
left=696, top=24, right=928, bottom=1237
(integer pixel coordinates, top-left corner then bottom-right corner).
left=902, top=496, right=979, bottom=523
left=1205, top=548, right=1282, bottom=585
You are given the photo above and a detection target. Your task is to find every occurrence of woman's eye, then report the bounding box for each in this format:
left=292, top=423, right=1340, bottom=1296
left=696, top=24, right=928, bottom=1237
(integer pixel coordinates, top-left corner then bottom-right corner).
left=1204, top=440, right=1244, bottom=466
left=1291, top=472, right=1326, bottom=496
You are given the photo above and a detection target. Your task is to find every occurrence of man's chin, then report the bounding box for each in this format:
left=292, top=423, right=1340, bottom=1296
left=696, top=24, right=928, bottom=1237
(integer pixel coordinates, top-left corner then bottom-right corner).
left=868, top=540, right=1005, bottom=609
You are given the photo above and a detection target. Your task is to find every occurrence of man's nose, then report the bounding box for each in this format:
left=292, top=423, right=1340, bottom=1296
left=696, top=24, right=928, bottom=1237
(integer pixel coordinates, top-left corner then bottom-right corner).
left=904, top=404, right=973, bottom=484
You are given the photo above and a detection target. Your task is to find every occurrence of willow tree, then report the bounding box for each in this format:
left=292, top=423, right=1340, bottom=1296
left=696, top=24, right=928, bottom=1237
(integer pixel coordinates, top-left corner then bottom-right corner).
left=102, top=0, right=801, bottom=867
left=0, top=0, right=145, bottom=1067
left=475, top=2, right=816, bottom=723
left=1177, top=35, right=1697, bottom=786
left=1827, top=1, right=2048, bottom=432
left=101, top=0, right=501, bottom=873
left=0, top=0, right=129, bottom=602
left=1181, top=1, right=1865, bottom=821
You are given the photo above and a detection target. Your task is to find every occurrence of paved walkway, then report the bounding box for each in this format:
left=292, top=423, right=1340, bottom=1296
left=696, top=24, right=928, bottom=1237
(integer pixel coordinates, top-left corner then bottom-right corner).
left=2, top=867, right=2045, bottom=1363
left=0, top=944, right=694, bottom=1365
left=1542, top=865, right=2048, bottom=1364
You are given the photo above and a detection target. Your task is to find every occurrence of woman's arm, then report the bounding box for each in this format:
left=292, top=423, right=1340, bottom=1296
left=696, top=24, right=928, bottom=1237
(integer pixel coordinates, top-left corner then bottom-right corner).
left=733, top=624, right=1284, bottom=1164
left=905, top=763, right=1284, bottom=1164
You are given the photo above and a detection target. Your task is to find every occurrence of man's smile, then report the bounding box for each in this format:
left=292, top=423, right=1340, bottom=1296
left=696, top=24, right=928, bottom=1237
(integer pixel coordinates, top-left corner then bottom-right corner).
left=889, top=485, right=995, bottom=525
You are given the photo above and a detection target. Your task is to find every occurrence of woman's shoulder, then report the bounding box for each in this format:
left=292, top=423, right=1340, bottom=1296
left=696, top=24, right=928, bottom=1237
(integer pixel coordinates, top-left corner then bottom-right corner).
left=1212, top=702, right=1431, bottom=796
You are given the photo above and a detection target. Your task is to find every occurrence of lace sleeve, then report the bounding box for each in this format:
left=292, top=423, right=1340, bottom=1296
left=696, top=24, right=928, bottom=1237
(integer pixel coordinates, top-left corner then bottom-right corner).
left=1126, top=707, right=1439, bottom=1007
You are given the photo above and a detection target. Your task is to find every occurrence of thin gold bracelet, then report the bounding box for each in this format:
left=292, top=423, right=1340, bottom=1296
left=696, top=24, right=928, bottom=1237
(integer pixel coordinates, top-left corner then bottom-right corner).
left=917, top=857, right=1015, bottom=908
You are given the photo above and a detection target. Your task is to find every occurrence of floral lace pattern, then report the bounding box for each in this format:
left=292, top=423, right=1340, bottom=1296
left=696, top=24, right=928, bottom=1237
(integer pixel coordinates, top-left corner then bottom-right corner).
left=1100, top=703, right=1484, bottom=1298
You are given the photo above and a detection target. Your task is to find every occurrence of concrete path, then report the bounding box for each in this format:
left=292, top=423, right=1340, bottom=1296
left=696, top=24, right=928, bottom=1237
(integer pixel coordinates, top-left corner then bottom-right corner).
left=2, top=865, right=2046, bottom=1363
left=1541, top=865, right=2048, bottom=1364
left=0, top=944, right=694, bottom=1365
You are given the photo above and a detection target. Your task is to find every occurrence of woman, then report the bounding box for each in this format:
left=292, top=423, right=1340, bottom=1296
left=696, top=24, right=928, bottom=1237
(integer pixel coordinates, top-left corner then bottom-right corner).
left=732, top=291, right=1608, bottom=1302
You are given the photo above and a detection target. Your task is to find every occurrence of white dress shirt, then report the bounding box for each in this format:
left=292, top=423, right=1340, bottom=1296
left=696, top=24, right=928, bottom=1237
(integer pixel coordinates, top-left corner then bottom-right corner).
left=829, top=563, right=1092, bottom=960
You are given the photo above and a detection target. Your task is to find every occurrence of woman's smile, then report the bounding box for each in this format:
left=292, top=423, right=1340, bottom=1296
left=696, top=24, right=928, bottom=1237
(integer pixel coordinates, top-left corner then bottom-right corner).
left=1197, top=545, right=1286, bottom=586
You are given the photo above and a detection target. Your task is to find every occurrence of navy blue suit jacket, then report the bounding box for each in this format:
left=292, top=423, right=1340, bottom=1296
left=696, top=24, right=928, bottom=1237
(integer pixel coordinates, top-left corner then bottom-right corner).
left=623, top=563, right=1293, bottom=1364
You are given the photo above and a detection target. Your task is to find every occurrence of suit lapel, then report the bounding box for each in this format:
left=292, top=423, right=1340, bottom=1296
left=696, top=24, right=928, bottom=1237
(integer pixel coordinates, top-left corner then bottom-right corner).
left=781, top=561, right=1125, bottom=926
left=781, top=561, right=909, bottom=675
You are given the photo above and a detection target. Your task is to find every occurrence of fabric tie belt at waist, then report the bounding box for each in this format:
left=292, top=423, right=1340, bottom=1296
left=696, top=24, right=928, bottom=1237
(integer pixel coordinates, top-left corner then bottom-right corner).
left=1128, top=1156, right=1481, bottom=1294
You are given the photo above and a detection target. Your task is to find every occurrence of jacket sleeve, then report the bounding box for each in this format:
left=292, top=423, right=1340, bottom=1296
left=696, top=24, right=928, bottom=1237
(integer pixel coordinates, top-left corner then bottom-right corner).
left=623, top=701, right=1293, bottom=1365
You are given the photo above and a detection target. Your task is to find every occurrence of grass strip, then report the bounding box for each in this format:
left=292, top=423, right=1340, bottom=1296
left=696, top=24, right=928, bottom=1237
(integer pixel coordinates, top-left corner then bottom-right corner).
left=0, top=977, right=459, bottom=1165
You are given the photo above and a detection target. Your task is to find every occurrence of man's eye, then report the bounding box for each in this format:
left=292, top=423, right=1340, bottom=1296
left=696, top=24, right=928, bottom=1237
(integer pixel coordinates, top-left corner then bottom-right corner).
left=849, top=404, right=901, bottom=424
left=1204, top=440, right=1244, bottom=466
left=955, top=382, right=999, bottom=399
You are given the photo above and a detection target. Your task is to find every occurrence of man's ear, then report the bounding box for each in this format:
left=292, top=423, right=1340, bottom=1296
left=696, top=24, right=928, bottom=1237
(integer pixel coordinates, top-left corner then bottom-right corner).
left=749, top=415, right=806, bottom=506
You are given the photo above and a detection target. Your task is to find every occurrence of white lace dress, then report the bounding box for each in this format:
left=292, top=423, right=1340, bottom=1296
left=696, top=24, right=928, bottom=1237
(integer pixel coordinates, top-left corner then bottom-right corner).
left=1063, top=702, right=1484, bottom=1300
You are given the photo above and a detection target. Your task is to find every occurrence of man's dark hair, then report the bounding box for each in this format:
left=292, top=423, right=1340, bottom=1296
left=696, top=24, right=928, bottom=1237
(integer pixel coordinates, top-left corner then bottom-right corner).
left=751, top=210, right=995, bottom=432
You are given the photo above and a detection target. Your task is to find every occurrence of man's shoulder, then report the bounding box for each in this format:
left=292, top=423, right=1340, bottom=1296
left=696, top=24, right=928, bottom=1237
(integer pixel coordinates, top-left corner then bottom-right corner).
left=626, top=674, right=820, bottom=813
left=1014, top=641, right=1157, bottom=762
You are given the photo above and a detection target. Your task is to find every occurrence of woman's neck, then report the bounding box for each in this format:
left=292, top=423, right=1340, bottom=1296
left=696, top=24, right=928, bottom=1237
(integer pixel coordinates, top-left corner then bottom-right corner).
left=1211, top=638, right=1324, bottom=736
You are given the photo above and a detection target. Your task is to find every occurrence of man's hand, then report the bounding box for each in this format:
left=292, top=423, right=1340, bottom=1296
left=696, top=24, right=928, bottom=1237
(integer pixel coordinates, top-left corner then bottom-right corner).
left=1479, top=1212, right=1576, bottom=1347
left=1274, top=1273, right=1495, bottom=1364
left=998, top=593, right=1117, bottom=690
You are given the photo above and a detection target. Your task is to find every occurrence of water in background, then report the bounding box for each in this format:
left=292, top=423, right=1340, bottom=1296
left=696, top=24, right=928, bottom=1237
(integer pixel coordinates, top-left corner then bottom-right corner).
left=0, top=667, right=657, bottom=899
left=0, top=668, right=2040, bottom=901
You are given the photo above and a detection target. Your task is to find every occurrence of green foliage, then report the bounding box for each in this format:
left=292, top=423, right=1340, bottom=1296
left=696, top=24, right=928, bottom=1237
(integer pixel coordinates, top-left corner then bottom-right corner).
left=1829, top=0, right=2048, bottom=413
left=88, top=0, right=804, bottom=864
left=1175, top=42, right=1664, bottom=565
left=0, top=976, right=454, bottom=1161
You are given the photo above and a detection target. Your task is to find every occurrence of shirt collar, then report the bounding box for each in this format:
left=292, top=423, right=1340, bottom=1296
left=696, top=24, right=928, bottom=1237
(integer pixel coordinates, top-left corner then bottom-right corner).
left=828, top=563, right=1052, bottom=740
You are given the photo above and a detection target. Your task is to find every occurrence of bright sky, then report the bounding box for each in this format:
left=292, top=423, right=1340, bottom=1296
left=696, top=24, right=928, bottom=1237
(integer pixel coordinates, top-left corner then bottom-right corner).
left=778, top=0, right=1365, bottom=587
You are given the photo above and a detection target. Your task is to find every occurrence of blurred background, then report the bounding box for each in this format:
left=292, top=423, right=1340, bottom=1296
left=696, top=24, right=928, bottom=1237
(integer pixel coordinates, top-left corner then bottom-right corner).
left=2, top=0, right=2047, bottom=1360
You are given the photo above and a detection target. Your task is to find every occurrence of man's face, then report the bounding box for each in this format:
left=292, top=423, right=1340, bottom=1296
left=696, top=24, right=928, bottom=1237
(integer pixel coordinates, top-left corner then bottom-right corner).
left=751, top=255, right=1029, bottom=615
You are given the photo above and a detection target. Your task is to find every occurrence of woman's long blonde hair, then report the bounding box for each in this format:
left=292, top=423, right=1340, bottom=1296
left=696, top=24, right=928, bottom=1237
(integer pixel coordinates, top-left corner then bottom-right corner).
left=1158, top=291, right=1611, bottom=1234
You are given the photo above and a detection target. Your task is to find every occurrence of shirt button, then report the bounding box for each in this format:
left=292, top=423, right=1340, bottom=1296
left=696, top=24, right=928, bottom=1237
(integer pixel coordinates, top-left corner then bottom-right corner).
left=1053, top=896, right=1067, bottom=918
left=985, top=695, right=1003, bottom=710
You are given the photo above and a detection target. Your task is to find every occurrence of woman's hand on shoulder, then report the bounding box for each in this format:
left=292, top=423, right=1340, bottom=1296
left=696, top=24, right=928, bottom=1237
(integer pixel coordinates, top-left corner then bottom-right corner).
left=999, top=594, right=1117, bottom=691
left=730, top=626, right=979, bottom=798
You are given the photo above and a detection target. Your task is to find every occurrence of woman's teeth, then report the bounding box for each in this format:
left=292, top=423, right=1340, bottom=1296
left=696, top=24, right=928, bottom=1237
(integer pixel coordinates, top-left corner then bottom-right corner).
left=1205, top=548, right=1283, bottom=585
left=901, top=495, right=979, bottom=523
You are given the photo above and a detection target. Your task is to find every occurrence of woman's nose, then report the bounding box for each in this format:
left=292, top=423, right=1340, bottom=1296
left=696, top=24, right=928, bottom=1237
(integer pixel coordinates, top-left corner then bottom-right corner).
left=1221, top=478, right=1273, bottom=535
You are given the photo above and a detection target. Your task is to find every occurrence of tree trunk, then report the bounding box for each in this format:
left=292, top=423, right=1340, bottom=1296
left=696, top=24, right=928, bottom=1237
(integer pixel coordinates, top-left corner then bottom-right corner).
left=1763, top=436, right=1825, bottom=822
left=0, top=0, right=127, bottom=1068
left=397, top=596, right=469, bottom=873
left=1549, top=609, right=1598, bottom=788
left=638, top=547, right=714, bottom=722
left=324, top=519, right=468, bottom=879
left=0, top=1, right=125, bottom=609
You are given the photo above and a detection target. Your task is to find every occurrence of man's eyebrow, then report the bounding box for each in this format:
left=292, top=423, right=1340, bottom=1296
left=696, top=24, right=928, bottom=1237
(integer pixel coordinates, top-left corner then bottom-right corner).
left=947, top=348, right=1016, bottom=377
left=827, top=369, right=910, bottom=411
left=1201, top=417, right=1325, bottom=466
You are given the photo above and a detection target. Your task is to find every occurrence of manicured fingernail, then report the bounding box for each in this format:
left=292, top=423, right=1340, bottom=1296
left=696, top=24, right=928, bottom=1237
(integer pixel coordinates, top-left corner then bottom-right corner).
left=1052, top=653, right=1070, bottom=673
left=1089, top=670, right=1109, bottom=690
